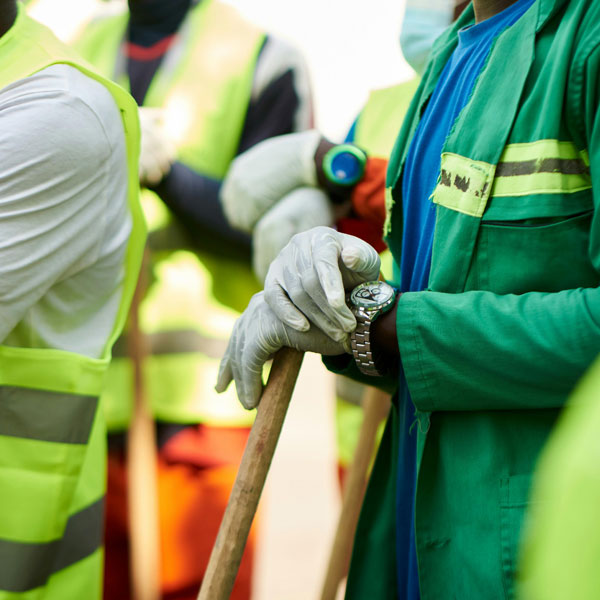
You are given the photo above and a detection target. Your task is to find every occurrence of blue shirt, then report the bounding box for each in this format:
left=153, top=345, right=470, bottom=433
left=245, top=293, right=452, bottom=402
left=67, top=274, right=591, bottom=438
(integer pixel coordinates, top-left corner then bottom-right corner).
left=396, top=0, right=535, bottom=597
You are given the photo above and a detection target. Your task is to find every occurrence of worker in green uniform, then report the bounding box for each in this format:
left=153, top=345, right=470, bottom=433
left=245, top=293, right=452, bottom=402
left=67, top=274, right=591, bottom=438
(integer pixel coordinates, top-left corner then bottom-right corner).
left=217, top=0, right=600, bottom=598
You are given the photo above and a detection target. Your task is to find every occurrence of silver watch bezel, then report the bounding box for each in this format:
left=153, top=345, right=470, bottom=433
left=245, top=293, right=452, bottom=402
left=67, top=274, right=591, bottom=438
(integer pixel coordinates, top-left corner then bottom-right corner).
left=349, top=280, right=396, bottom=314
left=347, top=280, right=396, bottom=377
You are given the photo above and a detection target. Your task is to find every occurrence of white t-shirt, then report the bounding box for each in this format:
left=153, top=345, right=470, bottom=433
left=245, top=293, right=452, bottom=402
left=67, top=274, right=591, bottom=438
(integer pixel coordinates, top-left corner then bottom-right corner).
left=0, top=64, right=132, bottom=359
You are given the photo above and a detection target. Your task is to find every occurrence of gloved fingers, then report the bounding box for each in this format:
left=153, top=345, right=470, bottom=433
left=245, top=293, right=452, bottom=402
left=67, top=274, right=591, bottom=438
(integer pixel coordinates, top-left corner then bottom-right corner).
left=340, top=237, right=382, bottom=287
left=140, top=156, right=165, bottom=187
left=215, top=353, right=233, bottom=394
left=239, top=350, right=267, bottom=410
left=299, top=237, right=357, bottom=334
left=252, top=187, right=334, bottom=283
left=219, top=323, right=259, bottom=410
left=282, top=271, right=349, bottom=343
left=221, top=130, right=323, bottom=232
left=138, top=107, right=176, bottom=186
left=263, top=226, right=351, bottom=335
left=264, top=280, right=311, bottom=333
left=252, top=220, right=295, bottom=284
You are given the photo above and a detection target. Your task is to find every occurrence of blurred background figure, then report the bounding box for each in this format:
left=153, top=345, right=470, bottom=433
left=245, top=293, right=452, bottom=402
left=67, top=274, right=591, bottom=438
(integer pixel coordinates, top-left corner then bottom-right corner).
left=71, top=1, right=312, bottom=598
left=518, top=354, right=600, bottom=600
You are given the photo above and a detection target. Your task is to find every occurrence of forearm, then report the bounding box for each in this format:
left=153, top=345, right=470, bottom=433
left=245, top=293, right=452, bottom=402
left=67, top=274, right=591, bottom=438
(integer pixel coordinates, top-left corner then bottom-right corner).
left=152, top=161, right=251, bottom=255
left=394, top=287, right=600, bottom=411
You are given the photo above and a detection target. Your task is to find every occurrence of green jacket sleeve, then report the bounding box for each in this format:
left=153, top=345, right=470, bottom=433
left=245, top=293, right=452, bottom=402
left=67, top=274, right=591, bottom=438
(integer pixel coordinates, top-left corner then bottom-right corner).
left=398, top=287, right=600, bottom=411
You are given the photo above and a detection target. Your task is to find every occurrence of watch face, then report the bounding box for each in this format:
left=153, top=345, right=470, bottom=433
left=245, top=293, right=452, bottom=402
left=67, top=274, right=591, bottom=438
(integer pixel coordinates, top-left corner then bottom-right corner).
left=324, top=144, right=367, bottom=187
left=330, top=152, right=361, bottom=183
left=350, top=281, right=395, bottom=309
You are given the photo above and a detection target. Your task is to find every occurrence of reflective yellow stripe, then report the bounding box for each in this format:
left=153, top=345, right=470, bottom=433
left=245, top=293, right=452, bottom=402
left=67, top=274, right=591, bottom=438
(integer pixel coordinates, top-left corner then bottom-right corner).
left=492, top=171, right=591, bottom=196
left=491, top=140, right=591, bottom=197
left=432, top=153, right=496, bottom=217
left=0, top=345, right=106, bottom=397
left=499, top=139, right=583, bottom=162
left=0, top=499, right=103, bottom=593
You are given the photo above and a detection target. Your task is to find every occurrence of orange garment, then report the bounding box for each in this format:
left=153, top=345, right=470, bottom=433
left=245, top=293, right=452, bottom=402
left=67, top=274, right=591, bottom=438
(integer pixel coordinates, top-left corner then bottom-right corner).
left=337, top=157, right=388, bottom=251
left=104, top=425, right=256, bottom=600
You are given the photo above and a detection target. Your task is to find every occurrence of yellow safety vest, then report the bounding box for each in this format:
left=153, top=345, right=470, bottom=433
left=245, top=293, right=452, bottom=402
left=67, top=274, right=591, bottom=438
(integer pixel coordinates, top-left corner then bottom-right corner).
left=336, top=79, right=419, bottom=470
left=0, top=6, right=145, bottom=598
left=75, top=0, right=266, bottom=430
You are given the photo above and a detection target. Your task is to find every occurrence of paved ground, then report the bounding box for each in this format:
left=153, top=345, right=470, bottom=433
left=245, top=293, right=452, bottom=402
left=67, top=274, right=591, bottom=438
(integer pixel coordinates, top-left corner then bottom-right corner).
left=251, top=353, right=345, bottom=600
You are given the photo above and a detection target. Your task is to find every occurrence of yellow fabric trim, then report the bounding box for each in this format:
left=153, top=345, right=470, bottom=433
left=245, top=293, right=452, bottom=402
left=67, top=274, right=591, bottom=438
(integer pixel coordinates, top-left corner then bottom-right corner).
left=0, top=434, right=86, bottom=541
left=581, top=149, right=590, bottom=168
left=432, top=153, right=496, bottom=218
left=499, top=139, right=584, bottom=162
left=492, top=171, right=592, bottom=197
left=0, top=346, right=107, bottom=396
left=491, top=140, right=591, bottom=197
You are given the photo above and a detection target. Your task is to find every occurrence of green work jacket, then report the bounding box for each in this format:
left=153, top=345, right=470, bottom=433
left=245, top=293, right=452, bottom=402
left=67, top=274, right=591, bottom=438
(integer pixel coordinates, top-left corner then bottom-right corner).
left=329, top=1, right=600, bottom=598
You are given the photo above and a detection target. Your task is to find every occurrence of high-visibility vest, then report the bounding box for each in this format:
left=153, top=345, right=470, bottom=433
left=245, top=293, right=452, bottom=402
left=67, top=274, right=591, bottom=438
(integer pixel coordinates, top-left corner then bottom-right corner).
left=0, top=6, right=145, bottom=599
left=75, top=0, right=266, bottom=430
left=336, top=79, right=419, bottom=471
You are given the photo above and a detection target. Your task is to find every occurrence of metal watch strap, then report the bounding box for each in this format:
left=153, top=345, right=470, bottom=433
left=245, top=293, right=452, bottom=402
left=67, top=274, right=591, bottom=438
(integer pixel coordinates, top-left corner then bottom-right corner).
left=350, top=312, right=381, bottom=377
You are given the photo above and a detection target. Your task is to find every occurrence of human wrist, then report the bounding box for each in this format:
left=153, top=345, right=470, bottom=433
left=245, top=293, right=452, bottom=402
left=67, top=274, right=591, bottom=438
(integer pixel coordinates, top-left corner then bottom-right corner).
left=370, top=293, right=401, bottom=362
left=314, top=138, right=364, bottom=204
left=314, top=137, right=336, bottom=187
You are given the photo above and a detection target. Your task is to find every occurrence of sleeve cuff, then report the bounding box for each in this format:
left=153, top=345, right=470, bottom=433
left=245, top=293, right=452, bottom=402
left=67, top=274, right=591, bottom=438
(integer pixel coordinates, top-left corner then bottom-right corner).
left=395, top=291, right=437, bottom=411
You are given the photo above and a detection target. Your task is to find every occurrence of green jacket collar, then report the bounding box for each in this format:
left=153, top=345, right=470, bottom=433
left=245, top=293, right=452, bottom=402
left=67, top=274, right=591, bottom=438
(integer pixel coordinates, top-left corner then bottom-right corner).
left=386, top=0, right=564, bottom=189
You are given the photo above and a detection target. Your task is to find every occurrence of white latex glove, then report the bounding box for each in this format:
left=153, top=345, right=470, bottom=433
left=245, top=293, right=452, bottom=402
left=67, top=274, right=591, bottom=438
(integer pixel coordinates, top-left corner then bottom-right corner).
left=138, top=107, right=176, bottom=186
left=216, top=292, right=346, bottom=409
left=264, top=226, right=381, bottom=344
left=253, top=187, right=334, bottom=283
left=220, top=130, right=322, bottom=233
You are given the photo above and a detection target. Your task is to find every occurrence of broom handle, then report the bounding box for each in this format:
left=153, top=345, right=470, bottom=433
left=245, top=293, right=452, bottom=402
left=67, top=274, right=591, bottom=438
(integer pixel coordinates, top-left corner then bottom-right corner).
left=197, top=347, right=304, bottom=600
left=320, top=387, right=391, bottom=600
left=126, top=249, right=161, bottom=600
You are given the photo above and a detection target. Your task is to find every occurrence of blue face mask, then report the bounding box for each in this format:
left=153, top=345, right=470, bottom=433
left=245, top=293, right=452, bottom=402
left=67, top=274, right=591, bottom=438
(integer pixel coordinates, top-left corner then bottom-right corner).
left=400, top=0, right=455, bottom=75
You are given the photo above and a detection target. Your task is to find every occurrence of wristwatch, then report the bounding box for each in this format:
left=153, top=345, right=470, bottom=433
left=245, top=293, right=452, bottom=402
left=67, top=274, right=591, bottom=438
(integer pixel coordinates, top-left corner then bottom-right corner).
left=322, top=143, right=367, bottom=187
left=347, top=280, right=396, bottom=377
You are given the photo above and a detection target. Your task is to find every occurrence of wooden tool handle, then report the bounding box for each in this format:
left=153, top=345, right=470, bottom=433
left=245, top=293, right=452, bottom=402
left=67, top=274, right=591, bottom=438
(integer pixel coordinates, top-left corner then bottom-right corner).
left=126, top=250, right=161, bottom=600
left=320, top=386, right=391, bottom=600
left=197, top=347, right=304, bottom=600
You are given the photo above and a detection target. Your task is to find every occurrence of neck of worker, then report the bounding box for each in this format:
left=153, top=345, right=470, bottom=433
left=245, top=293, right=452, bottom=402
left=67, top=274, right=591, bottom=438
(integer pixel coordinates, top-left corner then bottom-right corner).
left=128, top=0, right=194, bottom=44
left=0, top=0, right=17, bottom=39
left=473, top=0, right=522, bottom=22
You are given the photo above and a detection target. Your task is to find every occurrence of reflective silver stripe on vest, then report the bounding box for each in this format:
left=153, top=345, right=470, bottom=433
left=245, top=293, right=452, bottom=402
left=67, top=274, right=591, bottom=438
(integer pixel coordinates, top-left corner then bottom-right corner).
left=112, top=330, right=229, bottom=360
left=0, top=387, right=98, bottom=445
left=0, top=497, right=104, bottom=593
